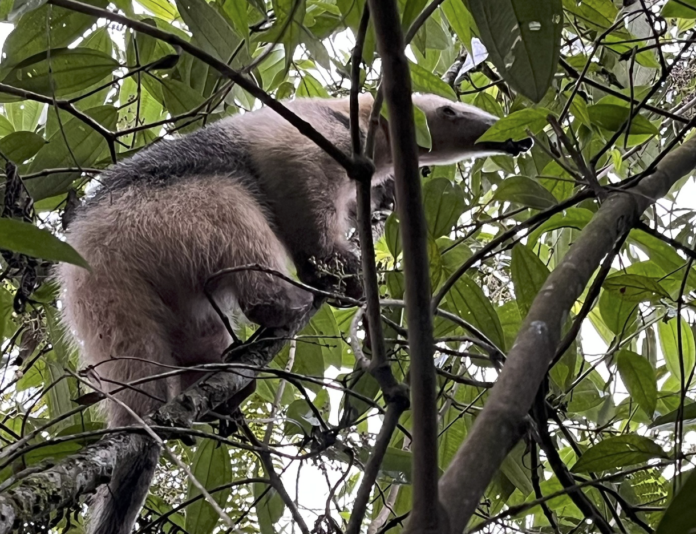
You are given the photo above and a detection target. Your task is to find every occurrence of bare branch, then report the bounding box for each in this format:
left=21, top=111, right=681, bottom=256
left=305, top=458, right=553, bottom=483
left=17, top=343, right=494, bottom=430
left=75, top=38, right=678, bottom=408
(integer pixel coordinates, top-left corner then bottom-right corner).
left=438, top=134, right=696, bottom=533
left=367, top=0, right=443, bottom=531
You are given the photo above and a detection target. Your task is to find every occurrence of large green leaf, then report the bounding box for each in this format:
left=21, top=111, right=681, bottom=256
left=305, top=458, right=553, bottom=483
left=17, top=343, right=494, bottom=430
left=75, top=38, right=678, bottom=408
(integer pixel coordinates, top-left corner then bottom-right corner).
left=0, top=218, right=89, bottom=269
left=563, top=0, right=617, bottom=29
left=423, top=178, right=465, bottom=238
left=527, top=208, right=593, bottom=247
left=409, top=60, right=456, bottom=100
left=1, top=0, right=108, bottom=66
left=27, top=105, right=116, bottom=201
left=492, top=176, right=557, bottom=210
left=254, top=480, right=286, bottom=534
left=510, top=243, right=550, bottom=318
left=2, top=48, right=118, bottom=97
left=445, top=275, right=506, bottom=351
left=477, top=108, right=550, bottom=142
left=5, top=100, right=42, bottom=131
left=469, top=0, right=562, bottom=102
left=656, top=468, right=696, bottom=534
left=0, top=130, right=45, bottom=163
left=616, top=350, right=657, bottom=417
left=651, top=403, right=696, bottom=428
left=136, top=0, right=179, bottom=20
left=186, top=440, right=233, bottom=534
left=0, top=114, right=14, bottom=136
left=603, top=274, right=670, bottom=303
left=441, top=0, right=475, bottom=52
left=662, top=0, right=696, bottom=19
left=587, top=104, right=659, bottom=135
left=571, top=435, right=667, bottom=472
left=658, top=317, right=696, bottom=383
left=176, top=0, right=240, bottom=62
left=598, top=289, right=637, bottom=336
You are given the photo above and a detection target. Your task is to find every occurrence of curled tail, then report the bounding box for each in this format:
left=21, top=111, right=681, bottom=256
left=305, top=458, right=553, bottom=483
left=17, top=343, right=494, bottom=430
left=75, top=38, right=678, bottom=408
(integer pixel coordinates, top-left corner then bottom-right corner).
left=87, top=436, right=161, bottom=534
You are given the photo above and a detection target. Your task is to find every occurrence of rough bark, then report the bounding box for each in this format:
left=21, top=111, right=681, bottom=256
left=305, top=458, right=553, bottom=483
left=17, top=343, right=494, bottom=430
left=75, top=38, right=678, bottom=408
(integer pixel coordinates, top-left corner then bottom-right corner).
left=438, top=136, right=696, bottom=533
left=0, top=306, right=315, bottom=533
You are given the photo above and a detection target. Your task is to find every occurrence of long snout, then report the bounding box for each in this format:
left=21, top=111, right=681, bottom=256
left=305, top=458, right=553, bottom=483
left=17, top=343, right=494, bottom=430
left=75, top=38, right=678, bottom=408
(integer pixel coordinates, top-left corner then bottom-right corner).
left=478, top=137, right=534, bottom=156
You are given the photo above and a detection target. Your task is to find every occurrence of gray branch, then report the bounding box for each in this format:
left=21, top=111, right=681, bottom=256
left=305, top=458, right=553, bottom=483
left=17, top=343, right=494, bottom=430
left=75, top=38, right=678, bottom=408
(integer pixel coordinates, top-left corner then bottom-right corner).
left=438, top=136, right=696, bottom=533
left=0, top=306, right=316, bottom=533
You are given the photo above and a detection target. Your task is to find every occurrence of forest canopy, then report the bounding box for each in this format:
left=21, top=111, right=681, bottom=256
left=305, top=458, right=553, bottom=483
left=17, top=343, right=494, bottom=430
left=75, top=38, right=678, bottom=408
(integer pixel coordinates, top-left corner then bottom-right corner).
left=2, top=0, right=696, bottom=533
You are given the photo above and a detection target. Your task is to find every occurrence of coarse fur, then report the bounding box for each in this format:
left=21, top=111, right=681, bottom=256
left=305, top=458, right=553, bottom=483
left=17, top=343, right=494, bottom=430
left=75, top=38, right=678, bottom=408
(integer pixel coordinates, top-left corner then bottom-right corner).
left=56, top=93, right=530, bottom=534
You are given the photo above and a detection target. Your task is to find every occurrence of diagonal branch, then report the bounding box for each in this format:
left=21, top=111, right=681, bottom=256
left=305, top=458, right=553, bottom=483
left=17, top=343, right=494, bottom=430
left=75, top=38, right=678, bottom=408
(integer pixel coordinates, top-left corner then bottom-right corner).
left=46, top=0, right=354, bottom=173
left=0, top=305, right=317, bottom=533
left=437, top=134, right=696, bottom=533
left=0, top=83, right=118, bottom=154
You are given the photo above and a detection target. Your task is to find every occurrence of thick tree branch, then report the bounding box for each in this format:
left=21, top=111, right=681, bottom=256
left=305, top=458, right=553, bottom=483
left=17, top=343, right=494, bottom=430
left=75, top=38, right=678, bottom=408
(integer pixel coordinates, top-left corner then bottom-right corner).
left=437, top=135, right=696, bottom=533
left=367, top=0, right=443, bottom=532
left=0, top=306, right=316, bottom=533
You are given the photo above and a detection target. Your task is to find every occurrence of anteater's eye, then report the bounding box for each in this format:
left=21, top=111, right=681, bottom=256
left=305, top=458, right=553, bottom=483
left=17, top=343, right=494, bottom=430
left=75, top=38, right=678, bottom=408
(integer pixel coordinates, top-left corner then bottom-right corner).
left=441, top=106, right=457, bottom=118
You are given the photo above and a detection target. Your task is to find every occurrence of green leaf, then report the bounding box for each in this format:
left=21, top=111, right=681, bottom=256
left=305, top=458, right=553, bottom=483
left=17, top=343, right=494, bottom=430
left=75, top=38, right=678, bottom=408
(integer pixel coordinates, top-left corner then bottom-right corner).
left=563, top=0, right=617, bottom=29
left=423, top=178, right=465, bottom=238
left=186, top=440, right=233, bottom=534
left=384, top=213, right=401, bottom=260
left=297, top=72, right=330, bottom=98
left=27, top=105, right=117, bottom=200
left=599, top=289, right=637, bottom=336
left=378, top=447, right=413, bottom=483
left=1, top=0, right=108, bottom=66
left=176, top=0, right=240, bottom=62
left=0, top=114, right=14, bottom=136
left=253, top=481, right=285, bottom=534
left=2, top=48, right=118, bottom=97
left=223, top=0, right=249, bottom=40
left=136, top=0, right=179, bottom=20
left=0, top=219, right=89, bottom=268
left=568, top=378, right=604, bottom=412
left=0, top=286, right=14, bottom=342
left=662, top=0, right=696, bottom=19
left=161, top=78, right=206, bottom=116
left=510, top=243, right=550, bottom=318
left=492, top=176, right=557, bottom=210
left=477, top=108, right=550, bottom=143
left=500, top=442, right=534, bottom=496
left=616, top=350, right=657, bottom=417
left=0, top=131, right=45, bottom=163
left=603, top=274, right=669, bottom=302
left=650, top=403, right=696, bottom=428
left=572, top=435, right=667, bottom=473
left=469, top=0, right=562, bottom=102
left=44, top=307, right=78, bottom=429
left=402, top=0, right=426, bottom=30
left=474, top=92, right=504, bottom=118
left=413, top=105, right=432, bottom=150
left=656, top=468, right=696, bottom=534
left=587, top=104, right=659, bottom=135
left=409, top=60, right=457, bottom=100
left=304, top=305, right=341, bottom=369
left=5, top=100, right=42, bottom=131
left=630, top=230, right=696, bottom=289
left=658, top=317, right=696, bottom=383
left=442, top=0, right=475, bottom=52
left=527, top=208, right=594, bottom=247
left=445, top=275, right=506, bottom=351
